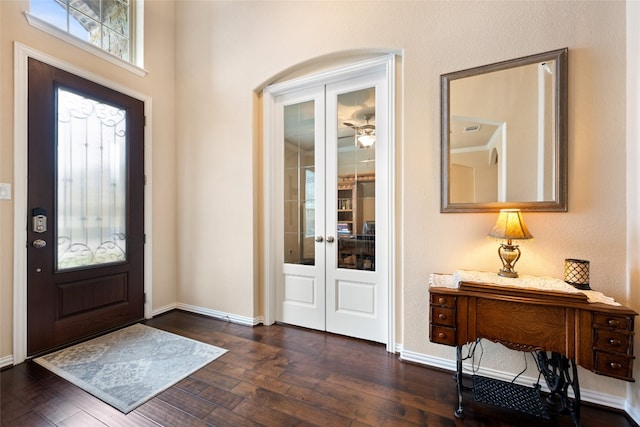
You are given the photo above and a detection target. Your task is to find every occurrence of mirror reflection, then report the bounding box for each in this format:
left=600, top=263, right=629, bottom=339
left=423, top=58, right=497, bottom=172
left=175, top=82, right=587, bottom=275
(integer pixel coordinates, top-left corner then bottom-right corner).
left=441, top=48, right=567, bottom=212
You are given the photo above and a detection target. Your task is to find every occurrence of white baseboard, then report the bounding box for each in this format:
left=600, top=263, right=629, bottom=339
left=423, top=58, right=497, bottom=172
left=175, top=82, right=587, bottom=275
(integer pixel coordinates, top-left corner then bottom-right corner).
left=400, top=349, right=632, bottom=413
left=151, top=302, right=178, bottom=317
left=626, top=400, right=640, bottom=426
left=0, top=355, right=14, bottom=369
left=174, top=302, right=260, bottom=326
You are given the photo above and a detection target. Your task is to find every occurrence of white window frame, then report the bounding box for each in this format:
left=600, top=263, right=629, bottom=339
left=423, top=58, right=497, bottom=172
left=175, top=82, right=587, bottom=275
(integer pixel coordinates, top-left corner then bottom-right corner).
left=24, top=0, right=146, bottom=77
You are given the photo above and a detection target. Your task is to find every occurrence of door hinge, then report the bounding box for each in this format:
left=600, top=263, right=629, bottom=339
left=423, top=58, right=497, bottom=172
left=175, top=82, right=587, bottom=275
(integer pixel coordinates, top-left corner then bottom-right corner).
left=144, top=234, right=146, bottom=244
left=144, top=175, right=147, bottom=185
left=144, top=292, right=148, bottom=304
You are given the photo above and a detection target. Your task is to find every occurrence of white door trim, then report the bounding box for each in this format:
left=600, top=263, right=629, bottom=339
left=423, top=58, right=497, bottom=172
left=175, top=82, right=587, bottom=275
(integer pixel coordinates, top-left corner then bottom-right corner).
left=12, top=42, right=153, bottom=364
left=262, top=55, right=396, bottom=351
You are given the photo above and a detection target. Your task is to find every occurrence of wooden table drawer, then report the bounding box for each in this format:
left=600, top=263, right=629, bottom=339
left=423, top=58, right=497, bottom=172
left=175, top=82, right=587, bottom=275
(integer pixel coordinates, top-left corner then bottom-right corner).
left=594, top=351, right=634, bottom=381
left=593, top=313, right=633, bottom=331
left=431, top=306, right=456, bottom=327
left=431, top=293, right=456, bottom=307
left=594, top=329, right=633, bottom=355
left=430, top=325, right=456, bottom=346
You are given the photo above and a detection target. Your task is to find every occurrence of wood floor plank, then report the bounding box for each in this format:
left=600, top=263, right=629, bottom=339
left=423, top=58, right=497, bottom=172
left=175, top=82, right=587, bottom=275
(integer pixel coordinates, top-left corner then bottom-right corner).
left=56, top=411, right=107, bottom=427
left=156, top=387, right=218, bottom=420
left=242, top=386, right=353, bottom=426
left=285, top=382, right=400, bottom=426
left=0, top=394, right=35, bottom=426
left=190, top=364, right=242, bottom=392
left=213, top=360, right=294, bottom=395
left=202, top=405, right=262, bottom=427
left=32, top=395, right=83, bottom=425
left=1, top=410, right=55, bottom=427
left=324, top=371, right=455, bottom=420
left=1, top=310, right=636, bottom=427
left=195, top=384, right=245, bottom=410
left=174, top=377, right=211, bottom=396
left=134, top=399, right=209, bottom=426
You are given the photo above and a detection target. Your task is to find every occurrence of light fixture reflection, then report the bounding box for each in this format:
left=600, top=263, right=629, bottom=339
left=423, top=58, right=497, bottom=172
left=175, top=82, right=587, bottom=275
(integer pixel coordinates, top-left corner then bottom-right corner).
left=357, top=134, right=375, bottom=148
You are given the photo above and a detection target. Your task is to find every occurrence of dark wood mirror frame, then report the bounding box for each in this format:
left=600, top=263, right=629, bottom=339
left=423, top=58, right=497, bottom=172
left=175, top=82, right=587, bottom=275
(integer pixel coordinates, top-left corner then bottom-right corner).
left=441, top=48, right=568, bottom=213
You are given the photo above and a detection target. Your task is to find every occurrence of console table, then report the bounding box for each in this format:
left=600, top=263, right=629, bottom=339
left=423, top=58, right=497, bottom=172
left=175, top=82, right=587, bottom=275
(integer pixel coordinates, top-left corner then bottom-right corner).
left=429, top=280, right=637, bottom=426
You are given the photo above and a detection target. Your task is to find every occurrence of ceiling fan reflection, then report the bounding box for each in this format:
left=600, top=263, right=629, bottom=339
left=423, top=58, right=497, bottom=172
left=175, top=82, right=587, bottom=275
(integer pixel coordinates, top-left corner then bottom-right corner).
left=344, top=114, right=376, bottom=148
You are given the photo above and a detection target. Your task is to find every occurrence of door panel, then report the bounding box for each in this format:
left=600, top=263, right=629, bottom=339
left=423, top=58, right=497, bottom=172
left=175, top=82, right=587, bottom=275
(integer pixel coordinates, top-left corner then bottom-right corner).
left=325, top=72, right=388, bottom=343
left=336, top=279, right=376, bottom=314
left=27, top=58, right=145, bottom=356
left=279, top=87, right=326, bottom=330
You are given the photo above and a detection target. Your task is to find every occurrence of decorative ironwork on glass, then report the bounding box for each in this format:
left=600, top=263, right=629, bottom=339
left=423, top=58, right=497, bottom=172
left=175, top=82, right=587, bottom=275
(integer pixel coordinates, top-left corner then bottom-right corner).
left=56, top=88, right=128, bottom=270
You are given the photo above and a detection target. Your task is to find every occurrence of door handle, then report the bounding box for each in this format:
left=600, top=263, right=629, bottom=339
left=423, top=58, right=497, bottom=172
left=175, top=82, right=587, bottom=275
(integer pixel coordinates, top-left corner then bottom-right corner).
left=315, top=236, right=323, bottom=243
left=33, top=239, right=47, bottom=248
left=326, top=236, right=335, bottom=243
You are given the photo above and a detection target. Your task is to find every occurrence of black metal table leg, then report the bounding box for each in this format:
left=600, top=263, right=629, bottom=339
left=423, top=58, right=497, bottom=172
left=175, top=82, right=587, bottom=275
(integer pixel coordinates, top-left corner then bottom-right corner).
left=534, top=351, right=581, bottom=427
left=454, top=345, right=464, bottom=418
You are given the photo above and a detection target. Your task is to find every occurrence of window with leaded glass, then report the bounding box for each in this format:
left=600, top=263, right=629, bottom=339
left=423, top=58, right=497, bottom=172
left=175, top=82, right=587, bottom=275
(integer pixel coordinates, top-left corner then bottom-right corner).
left=29, top=0, right=137, bottom=64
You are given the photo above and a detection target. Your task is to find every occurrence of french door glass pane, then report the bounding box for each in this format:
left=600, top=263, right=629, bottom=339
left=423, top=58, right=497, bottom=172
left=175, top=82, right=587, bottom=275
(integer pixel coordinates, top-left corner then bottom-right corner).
left=283, top=101, right=316, bottom=265
left=337, top=88, right=376, bottom=271
left=56, top=88, right=127, bottom=270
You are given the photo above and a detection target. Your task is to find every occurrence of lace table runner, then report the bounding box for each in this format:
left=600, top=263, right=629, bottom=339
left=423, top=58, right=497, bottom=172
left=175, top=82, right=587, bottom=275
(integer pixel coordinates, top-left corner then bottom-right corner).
left=429, top=270, right=620, bottom=306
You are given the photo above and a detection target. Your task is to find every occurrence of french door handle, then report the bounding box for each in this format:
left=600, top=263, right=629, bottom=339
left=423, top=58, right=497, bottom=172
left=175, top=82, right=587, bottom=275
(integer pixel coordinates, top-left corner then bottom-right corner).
left=32, top=239, right=47, bottom=248
left=315, top=236, right=324, bottom=243
left=326, top=236, right=335, bottom=243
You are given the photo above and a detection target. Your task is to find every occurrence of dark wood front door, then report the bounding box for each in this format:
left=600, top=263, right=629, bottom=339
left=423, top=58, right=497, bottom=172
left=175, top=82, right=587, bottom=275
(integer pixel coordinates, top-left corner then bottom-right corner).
left=27, top=58, right=145, bottom=356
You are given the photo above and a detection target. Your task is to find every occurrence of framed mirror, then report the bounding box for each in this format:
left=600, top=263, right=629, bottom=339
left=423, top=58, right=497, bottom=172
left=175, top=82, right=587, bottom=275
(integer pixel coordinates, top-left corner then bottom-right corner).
left=441, top=48, right=568, bottom=212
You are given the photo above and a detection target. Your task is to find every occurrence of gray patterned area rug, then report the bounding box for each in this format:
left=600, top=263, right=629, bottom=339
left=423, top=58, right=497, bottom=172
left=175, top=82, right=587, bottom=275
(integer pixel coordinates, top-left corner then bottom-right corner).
left=34, top=323, right=227, bottom=413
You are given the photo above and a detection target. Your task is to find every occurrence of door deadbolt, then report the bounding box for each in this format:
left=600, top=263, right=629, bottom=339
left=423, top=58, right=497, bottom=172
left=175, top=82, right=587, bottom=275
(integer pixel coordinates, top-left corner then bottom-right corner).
left=32, top=208, right=47, bottom=233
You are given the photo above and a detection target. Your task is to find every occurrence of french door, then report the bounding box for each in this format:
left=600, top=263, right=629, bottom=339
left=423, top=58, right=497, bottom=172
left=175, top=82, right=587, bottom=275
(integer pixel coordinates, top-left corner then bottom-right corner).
left=272, top=63, right=390, bottom=344
left=27, top=58, right=145, bottom=356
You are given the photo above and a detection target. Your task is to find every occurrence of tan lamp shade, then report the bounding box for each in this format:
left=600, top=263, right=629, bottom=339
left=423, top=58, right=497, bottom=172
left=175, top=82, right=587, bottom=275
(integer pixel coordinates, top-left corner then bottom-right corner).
left=488, top=209, right=533, bottom=242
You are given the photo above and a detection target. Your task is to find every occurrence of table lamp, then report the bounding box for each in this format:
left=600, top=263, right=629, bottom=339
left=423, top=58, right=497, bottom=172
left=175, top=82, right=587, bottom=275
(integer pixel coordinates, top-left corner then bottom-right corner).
left=488, top=209, right=533, bottom=278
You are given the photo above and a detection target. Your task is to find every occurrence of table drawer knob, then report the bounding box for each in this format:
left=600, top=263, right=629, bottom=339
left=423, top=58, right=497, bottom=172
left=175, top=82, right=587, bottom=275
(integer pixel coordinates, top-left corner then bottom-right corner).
left=438, top=332, right=447, bottom=339
left=438, top=313, right=447, bottom=321
left=610, top=362, right=622, bottom=370
left=438, top=297, right=446, bottom=304
left=607, top=319, right=621, bottom=327
left=608, top=338, right=622, bottom=346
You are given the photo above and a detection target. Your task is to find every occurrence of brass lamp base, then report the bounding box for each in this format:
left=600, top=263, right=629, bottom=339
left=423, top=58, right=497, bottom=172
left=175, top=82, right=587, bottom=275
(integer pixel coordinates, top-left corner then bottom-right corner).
left=496, top=242, right=521, bottom=278
left=498, top=269, right=519, bottom=278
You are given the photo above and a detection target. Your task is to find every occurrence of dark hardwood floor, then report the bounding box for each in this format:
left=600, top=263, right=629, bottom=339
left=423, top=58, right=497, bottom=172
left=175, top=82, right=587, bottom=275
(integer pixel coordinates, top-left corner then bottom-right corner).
left=1, top=310, right=636, bottom=427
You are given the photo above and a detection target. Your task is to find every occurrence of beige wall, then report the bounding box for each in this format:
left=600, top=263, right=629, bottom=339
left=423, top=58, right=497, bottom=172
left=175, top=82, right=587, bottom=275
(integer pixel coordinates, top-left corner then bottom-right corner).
left=173, top=0, right=634, bottom=403
left=1, top=0, right=638, bottom=415
left=0, top=0, right=178, bottom=357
